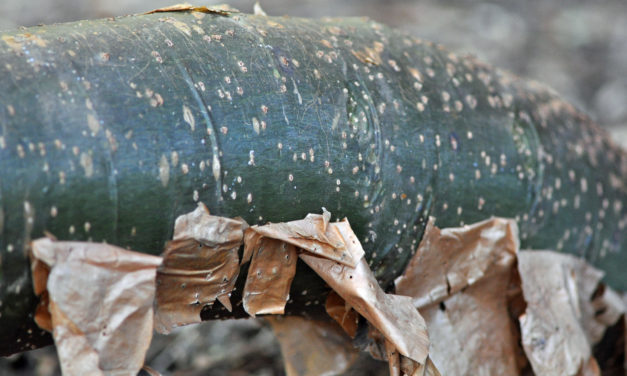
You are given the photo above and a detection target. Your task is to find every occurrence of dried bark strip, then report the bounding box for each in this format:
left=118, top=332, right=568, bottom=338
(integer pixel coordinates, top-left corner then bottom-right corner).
left=325, top=291, right=359, bottom=338
left=145, top=3, right=239, bottom=15
left=299, top=253, right=429, bottom=365
left=517, top=251, right=625, bottom=376
left=246, top=210, right=363, bottom=267
left=243, top=238, right=298, bottom=316
left=155, top=203, right=246, bottom=334
left=30, top=238, right=161, bottom=376
left=243, top=209, right=431, bottom=368
left=395, top=217, right=521, bottom=375
left=395, top=217, right=519, bottom=308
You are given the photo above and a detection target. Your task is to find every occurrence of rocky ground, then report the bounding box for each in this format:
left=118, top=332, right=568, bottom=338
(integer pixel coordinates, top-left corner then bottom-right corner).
left=0, top=1, right=625, bottom=375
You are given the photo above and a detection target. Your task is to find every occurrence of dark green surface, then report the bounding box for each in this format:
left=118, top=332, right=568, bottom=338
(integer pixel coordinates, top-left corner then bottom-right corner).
left=0, top=10, right=625, bottom=356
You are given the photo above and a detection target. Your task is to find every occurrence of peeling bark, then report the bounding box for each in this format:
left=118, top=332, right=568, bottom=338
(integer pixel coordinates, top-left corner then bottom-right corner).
left=30, top=238, right=161, bottom=375
left=154, top=203, right=245, bottom=334
left=395, top=217, right=520, bottom=375
left=0, top=6, right=625, bottom=357
left=243, top=238, right=297, bottom=316
left=517, top=251, right=625, bottom=376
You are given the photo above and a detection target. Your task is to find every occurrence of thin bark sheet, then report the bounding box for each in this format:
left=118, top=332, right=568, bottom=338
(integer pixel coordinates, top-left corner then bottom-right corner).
left=30, top=238, right=161, bottom=376
left=145, top=3, right=238, bottom=15
left=299, top=253, right=429, bottom=365
left=246, top=209, right=429, bottom=367
left=243, top=238, right=298, bottom=316
left=267, top=316, right=358, bottom=376
left=395, top=217, right=519, bottom=308
left=516, top=251, right=622, bottom=376
left=395, top=217, right=520, bottom=375
left=325, top=291, right=359, bottom=338
left=246, top=210, right=363, bottom=267
left=155, top=203, right=246, bottom=334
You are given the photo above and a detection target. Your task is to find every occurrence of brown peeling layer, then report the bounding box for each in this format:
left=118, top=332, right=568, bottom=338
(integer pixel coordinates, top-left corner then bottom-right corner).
left=30, top=256, right=52, bottom=331
left=155, top=238, right=240, bottom=333
left=242, top=209, right=429, bottom=367
left=246, top=209, right=363, bottom=267
left=371, top=328, right=440, bottom=376
left=243, top=238, right=297, bottom=316
left=172, top=202, right=247, bottom=245
left=299, top=253, right=429, bottom=365
left=325, top=291, right=358, bottom=338
left=30, top=238, right=161, bottom=376
left=267, top=316, right=358, bottom=376
left=395, top=217, right=519, bottom=308
left=517, top=251, right=625, bottom=376
left=145, top=3, right=239, bottom=15
left=155, top=203, right=246, bottom=334
left=395, top=217, right=520, bottom=375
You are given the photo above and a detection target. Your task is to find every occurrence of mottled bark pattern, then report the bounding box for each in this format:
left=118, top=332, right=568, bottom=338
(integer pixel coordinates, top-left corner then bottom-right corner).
left=0, top=10, right=625, bottom=355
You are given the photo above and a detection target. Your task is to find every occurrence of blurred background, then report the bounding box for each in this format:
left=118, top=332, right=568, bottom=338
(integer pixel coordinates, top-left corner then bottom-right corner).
left=1, top=0, right=626, bottom=146
left=0, top=0, right=626, bottom=375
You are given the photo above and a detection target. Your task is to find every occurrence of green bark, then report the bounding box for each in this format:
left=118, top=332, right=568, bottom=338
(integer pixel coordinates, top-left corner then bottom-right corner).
left=0, top=10, right=625, bottom=355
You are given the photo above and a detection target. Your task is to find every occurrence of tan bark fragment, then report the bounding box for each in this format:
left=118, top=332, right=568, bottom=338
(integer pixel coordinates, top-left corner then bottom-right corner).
left=395, top=217, right=519, bottom=308
left=30, top=256, right=53, bottom=331
left=155, top=203, right=246, bottom=334
left=583, top=282, right=626, bottom=345
left=242, top=228, right=262, bottom=265
left=243, top=238, right=297, bottom=316
left=30, top=238, right=161, bottom=376
left=517, top=251, right=609, bottom=376
left=155, top=239, right=240, bottom=333
left=172, top=202, right=247, bottom=244
left=325, top=291, right=359, bottom=338
left=247, top=209, right=364, bottom=267
left=299, top=253, right=430, bottom=365
left=395, top=217, right=520, bottom=375
left=267, top=316, right=358, bottom=376
left=145, top=3, right=239, bottom=15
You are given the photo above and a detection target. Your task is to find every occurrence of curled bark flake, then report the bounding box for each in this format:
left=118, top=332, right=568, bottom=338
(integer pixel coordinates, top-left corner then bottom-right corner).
left=30, top=256, right=52, bottom=331
left=517, top=251, right=608, bottom=376
left=155, top=238, right=241, bottom=334
left=395, top=217, right=519, bottom=309
left=243, top=238, right=297, bottom=316
left=30, top=238, right=161, bottom=376
left=172, top=202, right=247, bottom=246
left=145, top=3, right=239, bottom=16
left=242, top=210, right=429, bottom=367
left=395, top=217, right=521, bottom=375
left=155, top=203, right=246, bottom=334
left=247, top=209, right=363, bottom=267
left=299, top=253, right=429, bottom=365
left=325, top=291, right=359, bottom=338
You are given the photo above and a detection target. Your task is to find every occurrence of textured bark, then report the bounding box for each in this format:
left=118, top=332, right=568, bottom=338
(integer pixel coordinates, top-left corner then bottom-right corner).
left=0, top=9, right=625, bottom=355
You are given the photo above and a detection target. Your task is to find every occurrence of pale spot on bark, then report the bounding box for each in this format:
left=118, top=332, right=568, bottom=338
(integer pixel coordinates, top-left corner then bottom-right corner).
left=252, top=117, right=260, bottom=134
left=183, top=105, right=195, bottom=132
left=212, top=154, right=221, bottom=181
left=87, top=114, right=100, bottom=136
left=80, top=152, right=94, bottom=177
left=159, top=154, right=170, bottom=187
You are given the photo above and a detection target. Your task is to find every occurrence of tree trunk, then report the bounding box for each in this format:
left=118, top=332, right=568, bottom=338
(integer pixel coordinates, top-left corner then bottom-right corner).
left=0, top=9, right=625, bottom=355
